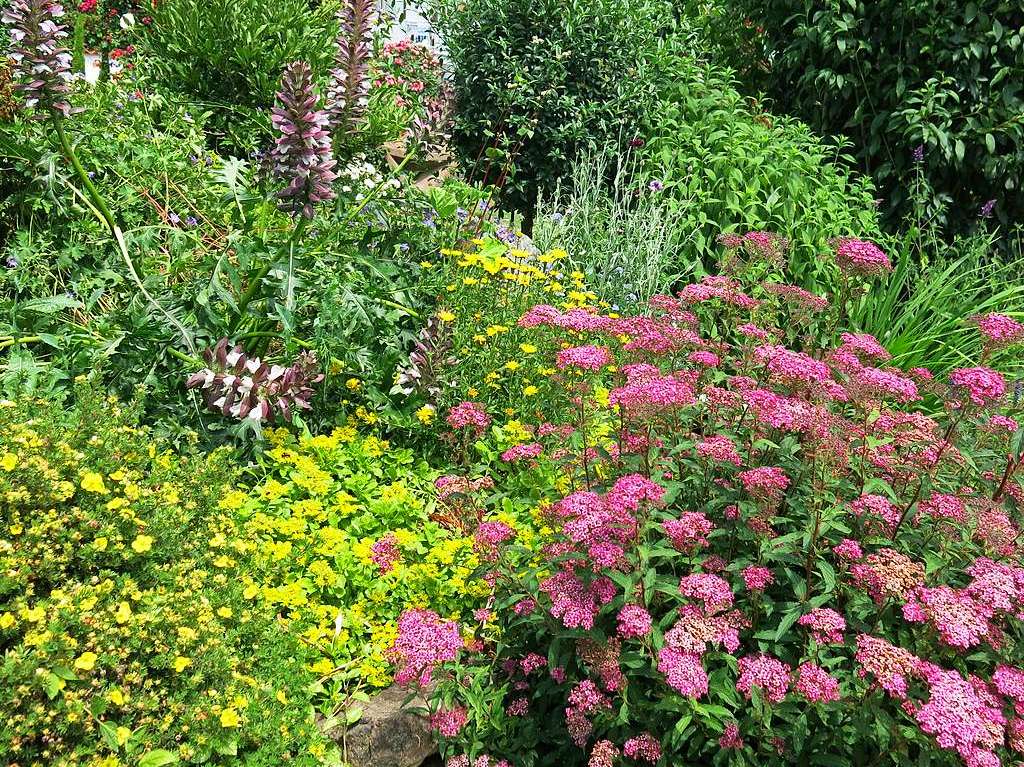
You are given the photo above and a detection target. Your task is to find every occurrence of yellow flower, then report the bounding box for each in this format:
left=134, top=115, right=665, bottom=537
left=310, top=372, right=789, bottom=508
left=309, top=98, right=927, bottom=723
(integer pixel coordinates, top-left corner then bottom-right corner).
left=115, top=602, right=132, bottom=624
left=0, top=453, right=17, bottom=471
left=0, top=612, right=16, bottom=630
left=243, top=584, right=260, bottom=600
left=216, top=607, right=233, bottom=619
left=419, top=260, right=434, bottom=268
left=74, top=651, right=98, bottom=671
left=523, top=385, right=539, bottom=396
left=276, top=690, right=288, bottom=704
left=131, top=534, right=153, bottom=554
left=173, top=656, right=192, bottom=672
left=81, top=471, right=108, bottom=494
left=219, top=708, right=241, bottom=728
left=346, top=378, right=362, bottom=391
left=519, top=343, right=537, bottom=354
left=116, top=726, right=132, bottom=747
left=437, top=310, right=456, bottom=323
left=108, top=688, right=125, bottom=705
left=414, top=405, right=436, bottom=425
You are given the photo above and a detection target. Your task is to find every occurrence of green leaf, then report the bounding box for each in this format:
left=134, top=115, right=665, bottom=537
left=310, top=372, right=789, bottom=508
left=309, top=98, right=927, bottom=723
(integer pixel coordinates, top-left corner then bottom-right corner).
left=986, top=133, right=996, bottom=154
left=139, top=750, right=180, bottom=767
left=99, top=721, right=121, bottom=752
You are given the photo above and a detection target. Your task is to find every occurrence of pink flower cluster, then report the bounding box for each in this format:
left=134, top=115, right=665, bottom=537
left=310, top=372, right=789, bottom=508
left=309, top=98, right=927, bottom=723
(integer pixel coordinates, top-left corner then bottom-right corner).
left=556, top=344, right=613, bottom=371
left=430, top=705, right=469, bottom=737
left=696, top=435, right=742, bottom=465
left=389, top=609, right=463, bottom=687
left=736, top=654, right=791, bottom=703
left=616, top=604, right=653, bottom=639
left=447, top=400, right=491, bottom=435
left=622, top=732, right=661, bottom=763
left=738, top=466, right=790, bottom=499
left=973, top=313, right=1024, bottom=349
left=949, top=367, right=1007, bottom=407
left=370, top=532, right=401, bottom=573
left=755, top=344, right=832, bottom=386
left=500, top=442, right=543, bottom=463
left=741, top=565, right=773, bottom=591
left=795, top=662, right=841, bottom=703
left=662, top=511, right=714, bottom=551
left=798, top=608, right=847, bottom=644
left=834, top=237, right=892, bottom=277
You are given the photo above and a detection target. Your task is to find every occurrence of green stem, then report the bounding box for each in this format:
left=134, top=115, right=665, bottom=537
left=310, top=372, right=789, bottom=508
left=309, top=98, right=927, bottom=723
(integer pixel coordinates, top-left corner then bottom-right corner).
left=229, top=216, right=308, bottom=336
left=0, top=335, right=42, bottom=351
left=165, top=346, right=204, bottom=367
left=53, top=115, right=197, bottom=354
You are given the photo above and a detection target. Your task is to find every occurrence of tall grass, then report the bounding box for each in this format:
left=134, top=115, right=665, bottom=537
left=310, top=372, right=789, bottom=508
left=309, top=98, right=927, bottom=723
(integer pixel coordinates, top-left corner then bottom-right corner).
left=532, top=150, right=699, bottom=311
left=848, top=229, right=1024, bottom=378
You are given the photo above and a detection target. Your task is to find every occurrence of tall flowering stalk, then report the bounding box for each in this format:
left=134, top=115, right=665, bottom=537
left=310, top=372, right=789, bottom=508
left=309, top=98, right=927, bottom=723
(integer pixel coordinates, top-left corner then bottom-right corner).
left=2, top=0, right=72, bottom=117
left=271, top=61, right=338, bottom=219
left=326, top=0, right=375, bottom=134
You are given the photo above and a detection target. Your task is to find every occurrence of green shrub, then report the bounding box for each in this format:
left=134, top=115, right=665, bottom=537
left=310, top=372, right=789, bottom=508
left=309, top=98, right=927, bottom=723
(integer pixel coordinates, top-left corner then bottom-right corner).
left=0, top=384, right=331, bottom=766
left=137, top=0, right=340, bottom=151
left=425, top=0, right=671, bottom=219
left=709, top=0, right=1024, bottom=241
left=643, top=46, right=883, bottom=288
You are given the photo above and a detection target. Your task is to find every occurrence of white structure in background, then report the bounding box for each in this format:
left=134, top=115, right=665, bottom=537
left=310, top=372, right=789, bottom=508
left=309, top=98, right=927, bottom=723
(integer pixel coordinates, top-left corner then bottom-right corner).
left=379, top=1, right=442, bottom=51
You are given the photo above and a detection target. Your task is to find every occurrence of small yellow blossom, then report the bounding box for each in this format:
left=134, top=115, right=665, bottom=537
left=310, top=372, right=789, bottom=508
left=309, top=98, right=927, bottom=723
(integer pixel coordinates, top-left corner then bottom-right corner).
left=346, top=378, right=362, bottom=391
left=437, top=310, right=456, bottom=322
left=173, top=656, right=192, bottom=672
left=115, top=602, right=132, bottom=624
left=219, top=708, right=241, bottom=728
left=217, top=607, right=232, bottom=618
left=0, top=453, right=17, bottom=471
left=131, top=534, right=153, bottom=554
left=81, top=471, right=108, bottom=494
left=108, top=688, right=125, bottom=705
left=74, top=651, right=98, bottom=671
left=415, top=405, right=436, bottom=425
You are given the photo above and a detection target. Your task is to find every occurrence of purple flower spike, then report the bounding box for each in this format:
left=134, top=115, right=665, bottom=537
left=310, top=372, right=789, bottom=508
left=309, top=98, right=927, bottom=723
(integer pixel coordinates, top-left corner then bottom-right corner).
left=185, top=338, right=324, bottom=424
left=326, top=0, right=375, bottom=134
left=271, top=61, right=338, bottom=219
left=2, top=0, right=73, bottom=118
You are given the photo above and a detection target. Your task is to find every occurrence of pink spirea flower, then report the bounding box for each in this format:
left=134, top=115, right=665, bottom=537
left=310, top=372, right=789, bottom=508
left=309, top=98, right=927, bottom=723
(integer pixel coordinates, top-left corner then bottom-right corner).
left=737, top=322, right=772, bottom=341
left=719, top=722, right=745, bottom=749
left=500, top=442, right=543, bottom=462
left=738, top=466, right=790, bottom=499
left=839, top=332, right=892, bottom=361
left=973, top=313, right=1024, bottom=349
left=506, top=697, right=529, bottom=716
left=834, top=237, right=892, bottom=277
left=696, top=435, right=742, bottom=465
left=664, top=604, right=741, bottom=654
left=520, top=653, right=547, bottom=675
left=556, top=344, right=613, bottom=371
left=663, top=511, right=714, bottom=551
left=657, top=646, right=708, bottom=698
left=795, top=662, right=841, bottom=703
left=623, top=732, right=661, bottom=763
left=742, top=565, right=773, bottom=591
left=949, top=366, right=1007, bottom=407
left=679, top=573, right=734, bottom=613
left=855, top=634, right=920, bottom=700
left=736, top=654, right=791, bottom=703
left=914, top=666, right=1005, bottom=764
left=617, top=604, right=653, bottom=639
left=568, top=679, right=610, bottom=714
left=474, top=520, right=516, bottom=559
left=765, top=283, right=830, bottom=313
left=849, top=493, right=902, bottom=535
left=798, top=608, right=846, bottom=644
left=993, top=666, right=1024, bottom=715
left=848, top=366, right=920, bottom=403
left=755, top=344, right=831, bottom=386
left=689, top=350, right=720, bottom=367
left=609, top=371, right=697, bottom=414
left=447, top=400, right=491, bottom=434
left=986, top=414, right=1019, bottom=433
left=370, top=532, right=401, bottom=573
left=541, top=570, right=616, bottom=630
left=917, top=492, right=967, bottom=524
left=389, top=609, right=463, bottom=687
left=902, top=586, right=991, bottom=649
left=833, top=538, right=864, bottom=561
left=588, top=739, right=619, bottom=767
left=430, top=706, right=468, bottom=737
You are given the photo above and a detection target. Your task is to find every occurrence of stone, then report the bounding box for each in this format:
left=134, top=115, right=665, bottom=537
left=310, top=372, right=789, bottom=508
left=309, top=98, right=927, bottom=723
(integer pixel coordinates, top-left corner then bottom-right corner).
left=320, top=684, right=438, bottom=767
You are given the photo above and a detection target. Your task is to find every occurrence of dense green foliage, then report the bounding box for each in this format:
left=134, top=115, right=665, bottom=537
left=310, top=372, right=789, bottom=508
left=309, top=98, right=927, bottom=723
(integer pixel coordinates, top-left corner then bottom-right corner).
left=695, top=0, right=1024, bottom=240
left=137, top=0, right=340, bottom=150
left=426, top=0, right=670, bottom=219
left=641, top=41, right=883, bottom=288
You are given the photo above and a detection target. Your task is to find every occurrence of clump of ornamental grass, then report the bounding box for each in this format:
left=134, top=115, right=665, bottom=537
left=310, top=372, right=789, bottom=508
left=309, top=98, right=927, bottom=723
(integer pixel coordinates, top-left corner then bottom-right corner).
left=271, top=60, right=338, bottom=219
left=390, top=235, right=1024, bottom=767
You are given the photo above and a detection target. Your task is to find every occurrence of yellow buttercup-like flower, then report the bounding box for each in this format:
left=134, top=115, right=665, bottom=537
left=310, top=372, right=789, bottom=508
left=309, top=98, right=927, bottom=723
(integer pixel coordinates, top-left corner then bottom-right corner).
left=81, top=471, right=108, bottom=494
left=74, top=651, right=98, bottom=671
left=219, top=708, right=241, bottom=728
left=131, top=534, right=154, bottom=554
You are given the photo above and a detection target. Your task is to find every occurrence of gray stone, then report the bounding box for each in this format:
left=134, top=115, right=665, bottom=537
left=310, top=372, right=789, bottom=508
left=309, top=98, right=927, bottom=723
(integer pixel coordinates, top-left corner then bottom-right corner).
left=320, top=684, right=438, bottom=767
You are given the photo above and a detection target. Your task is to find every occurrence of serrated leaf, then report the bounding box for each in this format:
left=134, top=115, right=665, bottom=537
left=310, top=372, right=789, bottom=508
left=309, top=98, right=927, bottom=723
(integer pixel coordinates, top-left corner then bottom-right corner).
left=139, top=750, right=180, bottom=767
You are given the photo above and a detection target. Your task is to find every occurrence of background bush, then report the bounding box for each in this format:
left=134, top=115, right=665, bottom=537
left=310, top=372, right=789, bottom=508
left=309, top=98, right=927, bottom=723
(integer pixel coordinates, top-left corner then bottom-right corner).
left=701, top=0, right=1024, bottom=243
left=426, top=0, right=672, bottom=221
left=137, top=0, right=340, bottom=151
left=641, top=42, right=883, bottom=289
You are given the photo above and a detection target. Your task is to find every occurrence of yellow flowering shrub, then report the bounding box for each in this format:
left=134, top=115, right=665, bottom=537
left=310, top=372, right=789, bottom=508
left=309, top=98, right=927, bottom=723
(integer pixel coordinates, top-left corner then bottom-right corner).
left=227, top=426, right=533, bottom=693
left=0, top=386, right=331, bottom=767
